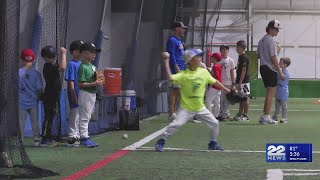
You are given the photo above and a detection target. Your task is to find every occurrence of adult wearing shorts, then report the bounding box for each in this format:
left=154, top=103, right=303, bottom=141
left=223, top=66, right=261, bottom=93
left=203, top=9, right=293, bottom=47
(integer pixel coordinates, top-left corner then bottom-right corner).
left=257, top=20, right=285, bottom=124
left=166, top=21, right=187, bottom=120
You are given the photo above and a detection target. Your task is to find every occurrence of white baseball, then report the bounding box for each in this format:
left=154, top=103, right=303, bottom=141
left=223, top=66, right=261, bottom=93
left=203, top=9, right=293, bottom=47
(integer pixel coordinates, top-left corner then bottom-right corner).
left=162, top=52, right=170, bottom=58
left=122, top=133, right=128, bottom=139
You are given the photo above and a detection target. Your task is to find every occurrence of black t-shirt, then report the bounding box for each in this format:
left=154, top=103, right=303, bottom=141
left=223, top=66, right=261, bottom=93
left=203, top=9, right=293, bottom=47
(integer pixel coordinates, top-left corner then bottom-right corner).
left=43, top=62, right=61, bottom=100
left=236, top=53, right=250, bottom=84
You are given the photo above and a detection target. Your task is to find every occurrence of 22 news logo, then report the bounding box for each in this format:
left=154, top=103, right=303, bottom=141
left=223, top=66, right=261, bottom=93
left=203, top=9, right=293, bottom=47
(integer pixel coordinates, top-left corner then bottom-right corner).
left=267, top=144, right=286, bottom=162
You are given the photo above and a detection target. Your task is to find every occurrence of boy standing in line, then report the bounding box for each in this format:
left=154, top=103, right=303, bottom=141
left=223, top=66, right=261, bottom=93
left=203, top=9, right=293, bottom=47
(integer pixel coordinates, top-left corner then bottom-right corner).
left=18, top=49, right=43, bottom=146
left=78, top=42, right=104, bottom=148
left=205, top=52, right=222, bottom=118
left=41, top=46, right=67, bottom=146
left=234, top=40, right=250, bottom=121
left=218, top=45, right=236, bottom=121
left=64, top=40, right=83, bottom=147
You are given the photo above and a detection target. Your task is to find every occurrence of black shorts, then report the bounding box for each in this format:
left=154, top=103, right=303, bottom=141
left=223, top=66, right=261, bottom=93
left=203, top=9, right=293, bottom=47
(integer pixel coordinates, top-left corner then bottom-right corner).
left=260, top=65, right=277, bottom=87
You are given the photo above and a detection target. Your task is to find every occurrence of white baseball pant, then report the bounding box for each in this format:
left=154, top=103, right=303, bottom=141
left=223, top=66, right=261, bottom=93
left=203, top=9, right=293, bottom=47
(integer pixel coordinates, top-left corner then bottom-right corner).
left=161, top=108, right=220, bottom=141
left=205, top=87, right=221, bottom=117
left=78, top=90, right=96, bottom=139
left=68, top=107, right=80, bottom=138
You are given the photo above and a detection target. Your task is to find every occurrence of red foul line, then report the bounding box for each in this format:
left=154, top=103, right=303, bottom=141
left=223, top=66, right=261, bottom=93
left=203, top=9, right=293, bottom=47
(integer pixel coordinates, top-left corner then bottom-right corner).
left=62, top=150, right=131, bottom=180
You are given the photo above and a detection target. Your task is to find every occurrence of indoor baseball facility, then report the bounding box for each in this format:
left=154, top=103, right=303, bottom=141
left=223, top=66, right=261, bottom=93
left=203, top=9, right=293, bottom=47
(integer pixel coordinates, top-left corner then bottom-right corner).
left=1, top=0, right=320, bottom=179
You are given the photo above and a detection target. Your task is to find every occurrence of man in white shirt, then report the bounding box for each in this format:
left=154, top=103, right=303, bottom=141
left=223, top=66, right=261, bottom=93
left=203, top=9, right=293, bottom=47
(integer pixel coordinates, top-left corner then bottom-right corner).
left=218, top=45, right=236, bottom=121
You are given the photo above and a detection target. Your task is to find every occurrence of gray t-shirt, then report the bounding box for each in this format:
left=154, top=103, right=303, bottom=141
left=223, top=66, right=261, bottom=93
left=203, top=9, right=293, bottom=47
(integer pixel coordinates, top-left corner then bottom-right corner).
left=257, top=34, right=277, bottom=72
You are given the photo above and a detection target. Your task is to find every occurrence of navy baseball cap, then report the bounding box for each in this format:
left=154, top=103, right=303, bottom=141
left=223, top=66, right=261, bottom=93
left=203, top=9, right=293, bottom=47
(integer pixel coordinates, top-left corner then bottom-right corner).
left=80, top=42, right=101, bottom=53
left=41, top=46, right=56, bottom=58
left=69, top=40, right=84, bottom=52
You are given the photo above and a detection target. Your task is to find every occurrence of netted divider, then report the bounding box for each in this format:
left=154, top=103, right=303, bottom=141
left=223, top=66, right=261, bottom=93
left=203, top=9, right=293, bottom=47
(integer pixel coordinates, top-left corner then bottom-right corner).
left=31, top=0, right=69, bottom=140
left=94, top=0, right=112, bottom=69
left=0, top=0, right=57, bottom=178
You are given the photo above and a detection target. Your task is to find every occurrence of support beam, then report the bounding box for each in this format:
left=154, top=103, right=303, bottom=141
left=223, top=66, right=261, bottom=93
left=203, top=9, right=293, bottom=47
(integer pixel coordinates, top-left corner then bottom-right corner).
left=178, top=8, right=320, bottom=15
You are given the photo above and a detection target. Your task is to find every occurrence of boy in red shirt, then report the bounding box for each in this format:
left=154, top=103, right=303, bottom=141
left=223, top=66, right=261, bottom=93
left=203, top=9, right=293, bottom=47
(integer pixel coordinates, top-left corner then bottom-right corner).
left=205, top=52, right=222, bottom=118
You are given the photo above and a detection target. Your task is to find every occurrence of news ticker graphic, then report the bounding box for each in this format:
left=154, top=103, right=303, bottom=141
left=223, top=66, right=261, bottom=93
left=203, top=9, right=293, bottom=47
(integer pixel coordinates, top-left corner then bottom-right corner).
left=266, top=143, right=312, bottom=162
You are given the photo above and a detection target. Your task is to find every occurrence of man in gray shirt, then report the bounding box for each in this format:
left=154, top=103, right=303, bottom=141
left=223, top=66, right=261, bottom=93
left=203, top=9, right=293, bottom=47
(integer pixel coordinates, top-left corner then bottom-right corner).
left=257, top=19, right=285, bottom=124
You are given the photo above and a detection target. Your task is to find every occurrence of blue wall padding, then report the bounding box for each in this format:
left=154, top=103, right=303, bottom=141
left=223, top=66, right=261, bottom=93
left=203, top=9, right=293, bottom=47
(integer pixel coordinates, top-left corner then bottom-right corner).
left=31, top=13, right=42, bottom=58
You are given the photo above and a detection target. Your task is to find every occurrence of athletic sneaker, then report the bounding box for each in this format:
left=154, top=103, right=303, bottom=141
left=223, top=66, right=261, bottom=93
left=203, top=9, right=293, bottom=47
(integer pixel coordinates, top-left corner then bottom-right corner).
left=192, top=116, right=202, bottom=123
left=168, top=113, right=177, bottom=121
left=1, top=152, right=13, bottom=168
left=234, top=113, right=243, bottom=121
left=272, top=117, right=278, bottom=123
left=80, top=138, right=99, bottom=148
left=259, top=116, right=278, bottom=125
left=67, top=137, right=80, bottom=147
left=241, top=114, right=250, bottom=121
left=208, top=141, right=224, bottom=151
left=280, top=119, right=287, bottom=123
left=40, top=139, right=58, bottom=147
left=155, top=138, right=165, bottom=152
left=218, top=115, right=231, bottom=121
left=34, top=137, right=40, bottom=147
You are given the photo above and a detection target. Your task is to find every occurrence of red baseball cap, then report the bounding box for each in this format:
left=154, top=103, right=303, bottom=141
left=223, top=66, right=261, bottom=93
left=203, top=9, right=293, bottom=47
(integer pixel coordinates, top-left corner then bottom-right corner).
left=20, top=49, right=35, bottom=62
left=211, top=52, right=222, bottom=61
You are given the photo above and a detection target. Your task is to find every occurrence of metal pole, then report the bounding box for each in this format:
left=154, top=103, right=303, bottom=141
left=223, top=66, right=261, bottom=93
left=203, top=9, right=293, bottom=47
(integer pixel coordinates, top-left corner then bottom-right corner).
left=201, top=0, right=208, bottom=52
left=315, top=23, right=317, bottom=79
left=250, top=24, right=253, bottom=51
left=55, top=0, right=58, bottom=65
left=191, top=16, right=195, bottom=48
left=100, top=0, right=108, bottom=31
left=247, top=0, right=251, bottom=51
left=136, top=0, right=144, bottom=41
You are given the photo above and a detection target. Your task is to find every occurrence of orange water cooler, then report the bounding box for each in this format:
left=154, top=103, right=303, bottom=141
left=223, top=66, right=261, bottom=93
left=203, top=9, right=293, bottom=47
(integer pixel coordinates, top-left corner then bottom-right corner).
left=103, top=68, right=122, bottom=95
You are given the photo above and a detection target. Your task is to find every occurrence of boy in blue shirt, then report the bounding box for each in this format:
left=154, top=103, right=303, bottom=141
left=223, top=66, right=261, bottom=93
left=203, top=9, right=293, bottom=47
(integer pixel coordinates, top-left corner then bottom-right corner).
left=64, top=40, right=83, bottom=147
left=272, top=57, right=291, bottom=123
left=18, top=49, right=43, bottom=146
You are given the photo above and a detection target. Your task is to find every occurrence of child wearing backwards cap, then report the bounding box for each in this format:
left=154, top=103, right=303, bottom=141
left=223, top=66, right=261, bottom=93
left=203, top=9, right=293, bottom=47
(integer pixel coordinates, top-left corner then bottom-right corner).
left=19, top=49, right=43, bottom=146
left=205, top=52, right=223, bottom=118
left=78, top=42, right=103, bottom=148
left=155, top=49, right=230, bottom=152
left=40, top=46, right=66, bottom=146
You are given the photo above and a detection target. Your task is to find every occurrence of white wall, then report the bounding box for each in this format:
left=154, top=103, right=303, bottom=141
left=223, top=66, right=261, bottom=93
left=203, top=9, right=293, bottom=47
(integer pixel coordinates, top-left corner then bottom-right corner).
left=187, top=0, right=320, bottom=79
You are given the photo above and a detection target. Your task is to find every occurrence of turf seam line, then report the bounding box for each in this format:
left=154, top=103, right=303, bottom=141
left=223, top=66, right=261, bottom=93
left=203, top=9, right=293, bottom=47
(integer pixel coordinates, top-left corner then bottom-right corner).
left=62, top=126, right=168, bottom=179
left=283, top=173, right=320, bottom=176
left=283, top=169, right=320, bottom=172
left=137, top=147, right=320, bottom=154
left=229, top=108, right=320, bottom=112
left=122, top=126, right=168, bottom=150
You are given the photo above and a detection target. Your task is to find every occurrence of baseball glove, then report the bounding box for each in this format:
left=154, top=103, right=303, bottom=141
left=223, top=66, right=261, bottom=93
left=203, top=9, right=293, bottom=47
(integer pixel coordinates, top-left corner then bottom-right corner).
left=95, top=70, right=105, bottom=84
left=226, top=89, right=248, bottom=105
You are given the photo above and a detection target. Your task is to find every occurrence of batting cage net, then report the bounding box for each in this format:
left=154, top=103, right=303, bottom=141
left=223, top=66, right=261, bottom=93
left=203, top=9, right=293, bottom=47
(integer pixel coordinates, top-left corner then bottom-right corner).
left=0, top=0, right=57, bottom=178
left=31, top=0, right=69, bottom=141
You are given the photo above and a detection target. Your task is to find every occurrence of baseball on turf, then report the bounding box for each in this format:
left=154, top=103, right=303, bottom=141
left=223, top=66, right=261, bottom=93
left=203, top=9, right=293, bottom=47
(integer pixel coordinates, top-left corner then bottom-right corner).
left=122, top=133, right=128, bottom=139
